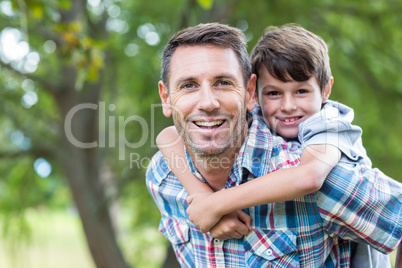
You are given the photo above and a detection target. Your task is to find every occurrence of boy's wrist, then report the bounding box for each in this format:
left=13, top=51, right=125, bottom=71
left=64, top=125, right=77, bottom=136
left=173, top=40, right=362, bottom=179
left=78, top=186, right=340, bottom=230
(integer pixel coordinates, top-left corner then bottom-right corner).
left=211, top=189, right=231, bottom=217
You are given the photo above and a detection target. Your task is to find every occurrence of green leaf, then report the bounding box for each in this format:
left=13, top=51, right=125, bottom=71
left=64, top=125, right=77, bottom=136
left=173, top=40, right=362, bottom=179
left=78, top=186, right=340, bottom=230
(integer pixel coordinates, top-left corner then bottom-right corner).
left=31, top=4, right=44, bottom=19
left=197, top=0, right=213, bottom=10
left=59, top=0, right=71, bottom=10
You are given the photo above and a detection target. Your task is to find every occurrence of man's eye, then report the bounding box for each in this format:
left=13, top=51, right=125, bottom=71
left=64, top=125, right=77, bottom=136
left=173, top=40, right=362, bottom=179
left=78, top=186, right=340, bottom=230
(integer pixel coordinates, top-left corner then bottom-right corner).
left=181, top=83, right=196, bottom=89
left=216, top=80, right=232, bottom=86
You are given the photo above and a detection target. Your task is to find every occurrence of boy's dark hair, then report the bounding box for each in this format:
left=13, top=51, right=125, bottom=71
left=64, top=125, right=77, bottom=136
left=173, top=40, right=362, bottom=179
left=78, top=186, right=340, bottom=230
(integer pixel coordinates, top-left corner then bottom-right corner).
left=250, top=24, right=331, bottom=93
left=161, top=23, right=252, bottom=88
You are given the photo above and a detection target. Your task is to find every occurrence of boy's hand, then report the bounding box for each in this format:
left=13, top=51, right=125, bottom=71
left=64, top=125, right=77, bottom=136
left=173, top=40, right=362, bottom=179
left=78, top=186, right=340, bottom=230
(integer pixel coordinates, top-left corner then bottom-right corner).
left=209, top=210, right=252, bottom=240
left=186, top=192, right=220, bottom=233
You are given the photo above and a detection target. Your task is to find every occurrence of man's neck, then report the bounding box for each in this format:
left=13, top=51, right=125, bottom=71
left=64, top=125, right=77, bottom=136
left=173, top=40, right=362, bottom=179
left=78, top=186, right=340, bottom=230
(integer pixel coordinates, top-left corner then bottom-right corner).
left=190, top=152, right=237, bottom=191
left=189, top=128, right=248, bottom=191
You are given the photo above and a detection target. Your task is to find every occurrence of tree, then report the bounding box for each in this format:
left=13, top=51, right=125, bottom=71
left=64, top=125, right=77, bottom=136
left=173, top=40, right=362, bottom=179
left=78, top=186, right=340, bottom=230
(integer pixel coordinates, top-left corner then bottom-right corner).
left=1, top=0, right=401, bottom=267
left=1, top=0, right=131, bottom=267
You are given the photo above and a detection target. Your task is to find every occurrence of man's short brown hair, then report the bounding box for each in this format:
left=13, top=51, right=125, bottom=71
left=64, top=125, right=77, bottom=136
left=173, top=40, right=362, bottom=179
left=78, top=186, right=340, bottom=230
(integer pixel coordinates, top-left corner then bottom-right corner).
left=161, top=23, right=252, bottom=88
left=250, top=24, right=331, bottom=93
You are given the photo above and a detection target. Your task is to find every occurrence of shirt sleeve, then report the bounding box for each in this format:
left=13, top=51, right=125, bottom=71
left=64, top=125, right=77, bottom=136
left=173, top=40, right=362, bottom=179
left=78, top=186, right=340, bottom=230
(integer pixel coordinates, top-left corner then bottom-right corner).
left=146, top=152, right=195, bottom=267
left=298, top=101, right=369, bottom=165
left=315, top=162, right=402, bottom=254
left=145, top=151, right=189, bottom=218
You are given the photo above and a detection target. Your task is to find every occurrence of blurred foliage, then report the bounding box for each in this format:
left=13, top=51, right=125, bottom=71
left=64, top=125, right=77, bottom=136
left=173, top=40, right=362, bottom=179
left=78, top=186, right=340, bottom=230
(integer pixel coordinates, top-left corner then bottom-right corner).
left=0, top=0, right=401, bottom=266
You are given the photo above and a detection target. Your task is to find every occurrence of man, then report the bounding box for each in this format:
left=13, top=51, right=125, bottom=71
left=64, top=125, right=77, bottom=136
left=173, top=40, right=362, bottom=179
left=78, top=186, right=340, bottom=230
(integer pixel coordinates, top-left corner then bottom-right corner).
left=146, top=23, right=402, bottom=267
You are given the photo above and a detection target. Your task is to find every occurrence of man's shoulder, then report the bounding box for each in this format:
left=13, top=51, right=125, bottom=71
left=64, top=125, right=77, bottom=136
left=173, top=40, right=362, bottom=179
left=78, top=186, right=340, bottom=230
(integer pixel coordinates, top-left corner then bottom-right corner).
left=269, top=135, right=301, bottom=169
left=324, top=100, right=355, bottom=121
left=244, top=109, right=301, bottom=174
left=146, top=150, right=171, bottom=185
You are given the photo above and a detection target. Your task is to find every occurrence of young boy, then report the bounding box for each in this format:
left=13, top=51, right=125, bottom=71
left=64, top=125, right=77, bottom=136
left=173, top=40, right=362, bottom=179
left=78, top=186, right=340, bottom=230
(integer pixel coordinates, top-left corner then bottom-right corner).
left=156, top=25, right=395, bottom=267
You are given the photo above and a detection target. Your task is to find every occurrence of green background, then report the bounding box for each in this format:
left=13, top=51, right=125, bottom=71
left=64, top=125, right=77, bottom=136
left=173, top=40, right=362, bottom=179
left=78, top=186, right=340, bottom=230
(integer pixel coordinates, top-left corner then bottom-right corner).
left=0, top=0, right=401, bottom=267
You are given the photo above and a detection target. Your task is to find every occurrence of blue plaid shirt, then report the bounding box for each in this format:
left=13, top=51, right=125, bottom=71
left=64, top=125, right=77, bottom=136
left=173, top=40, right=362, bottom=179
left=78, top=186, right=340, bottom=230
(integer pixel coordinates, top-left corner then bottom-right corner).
left=146, top=111, right=402, bottom=267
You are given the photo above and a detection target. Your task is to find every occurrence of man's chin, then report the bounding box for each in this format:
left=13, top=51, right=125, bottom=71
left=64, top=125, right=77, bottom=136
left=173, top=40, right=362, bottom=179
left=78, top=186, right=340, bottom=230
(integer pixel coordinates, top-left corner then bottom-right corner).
left=184, top=133, right=243, bottom=157
left=187, top=143, right=230, bottom=157
left=189, top=146, right=223, bottom=156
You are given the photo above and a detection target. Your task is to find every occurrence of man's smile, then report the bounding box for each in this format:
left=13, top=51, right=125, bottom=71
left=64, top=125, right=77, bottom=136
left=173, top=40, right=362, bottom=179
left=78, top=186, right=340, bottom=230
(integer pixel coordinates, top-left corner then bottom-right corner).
left=194, top=120, right=225, bottom=128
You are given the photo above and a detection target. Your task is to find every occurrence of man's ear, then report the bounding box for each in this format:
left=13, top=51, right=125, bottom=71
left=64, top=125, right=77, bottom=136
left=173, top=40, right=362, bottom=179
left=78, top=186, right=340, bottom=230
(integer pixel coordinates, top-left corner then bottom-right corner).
left=322, top=77, right=334, bottom=103
left=159, top=81, right=172, bottom=117
left=246, top=74, right=257, bottom=111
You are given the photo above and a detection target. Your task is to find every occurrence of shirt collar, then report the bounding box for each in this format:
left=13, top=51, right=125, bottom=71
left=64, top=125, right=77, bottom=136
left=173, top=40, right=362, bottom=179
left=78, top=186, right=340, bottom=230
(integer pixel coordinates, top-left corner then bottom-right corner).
left=236, top=106, right=273, bottom=180
left=185, top=149, right=206, bottom=183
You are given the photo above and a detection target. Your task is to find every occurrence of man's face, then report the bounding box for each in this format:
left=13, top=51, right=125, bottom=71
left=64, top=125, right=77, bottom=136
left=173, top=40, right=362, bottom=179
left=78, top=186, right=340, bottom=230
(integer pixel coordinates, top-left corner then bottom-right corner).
left=159, top=45, right=256, bottom=158
left=257, top=66, right=331, bottom=139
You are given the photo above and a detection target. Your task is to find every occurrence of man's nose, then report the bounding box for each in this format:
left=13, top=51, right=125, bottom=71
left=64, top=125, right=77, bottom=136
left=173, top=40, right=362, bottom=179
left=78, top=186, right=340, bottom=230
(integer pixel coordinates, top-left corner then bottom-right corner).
left=280, top=95, right=297, bottom=112
left=197, top=86, right=220, bottom=111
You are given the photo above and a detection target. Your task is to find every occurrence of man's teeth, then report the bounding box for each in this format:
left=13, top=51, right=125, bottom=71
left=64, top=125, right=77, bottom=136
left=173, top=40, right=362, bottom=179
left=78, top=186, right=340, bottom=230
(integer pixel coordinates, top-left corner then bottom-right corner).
left=195, top=120, right=224, bottom=127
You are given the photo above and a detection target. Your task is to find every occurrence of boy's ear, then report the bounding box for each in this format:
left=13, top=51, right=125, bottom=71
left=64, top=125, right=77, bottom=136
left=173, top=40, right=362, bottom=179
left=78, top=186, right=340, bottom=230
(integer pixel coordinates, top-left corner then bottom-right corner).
left=322, top=77, right=334, bottom=103
left=246, top=74, right=257, bottom=111
left=159, top=81, right=172, bottom=117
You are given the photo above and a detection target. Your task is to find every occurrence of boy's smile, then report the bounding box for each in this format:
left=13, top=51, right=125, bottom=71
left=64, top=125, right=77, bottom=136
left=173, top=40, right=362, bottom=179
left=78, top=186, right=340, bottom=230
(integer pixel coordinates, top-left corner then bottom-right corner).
left=257, top=66, right=332, bottom=139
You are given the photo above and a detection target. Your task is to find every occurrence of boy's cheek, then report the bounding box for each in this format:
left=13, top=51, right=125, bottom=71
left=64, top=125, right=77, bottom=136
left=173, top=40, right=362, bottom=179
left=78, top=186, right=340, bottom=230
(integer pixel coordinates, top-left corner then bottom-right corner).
left=256, top=94, right=260, bottom=105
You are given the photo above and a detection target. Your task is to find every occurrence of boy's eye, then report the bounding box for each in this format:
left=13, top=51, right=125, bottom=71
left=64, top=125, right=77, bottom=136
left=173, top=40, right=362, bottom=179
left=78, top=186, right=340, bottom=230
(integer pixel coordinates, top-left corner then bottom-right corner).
left=266, top=91, right=280, bottom=96
left=297, top=89, right=308, bottom=94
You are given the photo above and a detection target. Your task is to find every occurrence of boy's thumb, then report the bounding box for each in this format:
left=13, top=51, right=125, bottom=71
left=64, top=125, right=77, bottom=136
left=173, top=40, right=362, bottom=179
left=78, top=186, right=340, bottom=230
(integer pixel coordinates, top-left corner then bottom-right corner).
left=186, top=195, right=195, bottom=205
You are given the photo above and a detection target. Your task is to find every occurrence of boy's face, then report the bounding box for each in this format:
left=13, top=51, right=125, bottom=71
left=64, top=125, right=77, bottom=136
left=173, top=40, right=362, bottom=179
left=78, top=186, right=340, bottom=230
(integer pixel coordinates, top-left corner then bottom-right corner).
left=257, top=66, right=331, bottom=139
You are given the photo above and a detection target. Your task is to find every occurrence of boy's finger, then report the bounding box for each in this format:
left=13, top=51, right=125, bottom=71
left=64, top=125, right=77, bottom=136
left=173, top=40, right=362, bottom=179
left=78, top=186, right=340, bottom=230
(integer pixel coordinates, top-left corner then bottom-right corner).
left=232, top=231, right=243, bottom=239
left=235, top=221, right=249, bottom=236
left=235, top=210, right=252, bottom=231
left=186, top=195, right=195, bottom=204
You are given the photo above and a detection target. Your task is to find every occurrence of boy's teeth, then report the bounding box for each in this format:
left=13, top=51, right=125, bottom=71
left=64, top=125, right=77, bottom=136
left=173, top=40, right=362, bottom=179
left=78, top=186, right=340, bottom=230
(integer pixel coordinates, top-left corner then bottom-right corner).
left=195, top=120, right=224, bottom=127
left=283, top=117, right=298, bottom=122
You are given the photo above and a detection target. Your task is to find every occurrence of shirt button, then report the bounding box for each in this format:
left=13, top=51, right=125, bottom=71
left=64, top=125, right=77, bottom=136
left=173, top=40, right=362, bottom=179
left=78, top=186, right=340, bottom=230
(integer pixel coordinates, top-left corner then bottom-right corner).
left=267, top=249, right=273, bottom=255
left=214, top=238, right=220, bottom=244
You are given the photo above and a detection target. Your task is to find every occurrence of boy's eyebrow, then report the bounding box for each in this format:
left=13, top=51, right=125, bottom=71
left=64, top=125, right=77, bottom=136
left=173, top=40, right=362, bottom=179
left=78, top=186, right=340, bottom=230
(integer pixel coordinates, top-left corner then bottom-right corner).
left=261, top=84, right=281, bottom=91
left=261, top=80, right=313, bottom=91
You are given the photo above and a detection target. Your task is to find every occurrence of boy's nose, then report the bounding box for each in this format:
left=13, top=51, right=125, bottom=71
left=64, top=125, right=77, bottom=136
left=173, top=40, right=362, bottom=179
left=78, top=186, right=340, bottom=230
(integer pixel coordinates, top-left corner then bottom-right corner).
left=197, top=86, right=220, bottom=111
left=280, top=96, right=297, bottom=112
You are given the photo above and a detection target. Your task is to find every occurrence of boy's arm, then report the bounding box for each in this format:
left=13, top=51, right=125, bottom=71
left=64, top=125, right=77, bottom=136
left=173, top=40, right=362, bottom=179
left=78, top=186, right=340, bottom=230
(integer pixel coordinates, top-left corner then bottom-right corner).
left=186, top=144, right=341, bottom=231
left=209, top=210, right=252, bottom=240
left=156, top=126, right=251, bottom=236
left=156, top=126, right=212, bottom=195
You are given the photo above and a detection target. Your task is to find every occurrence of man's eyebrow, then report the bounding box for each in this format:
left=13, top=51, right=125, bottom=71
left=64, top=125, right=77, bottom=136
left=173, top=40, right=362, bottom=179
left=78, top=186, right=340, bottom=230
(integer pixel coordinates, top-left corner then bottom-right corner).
left=174, top=73, right=239, bottom=86
left=174, top=76, right=197, bottom=86
left=214, top=73, right=237, bottom=79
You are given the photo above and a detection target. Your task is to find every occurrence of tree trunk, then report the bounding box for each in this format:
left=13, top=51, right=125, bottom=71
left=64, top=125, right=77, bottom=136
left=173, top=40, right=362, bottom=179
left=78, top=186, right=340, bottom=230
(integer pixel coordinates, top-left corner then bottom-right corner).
left=45, top=1, right=131, bottom=266
left=53, top=77, right=130, bottom=267
left=59, top=147, right=129, bottom=268
left=162, top=244, right=180, bottom=268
